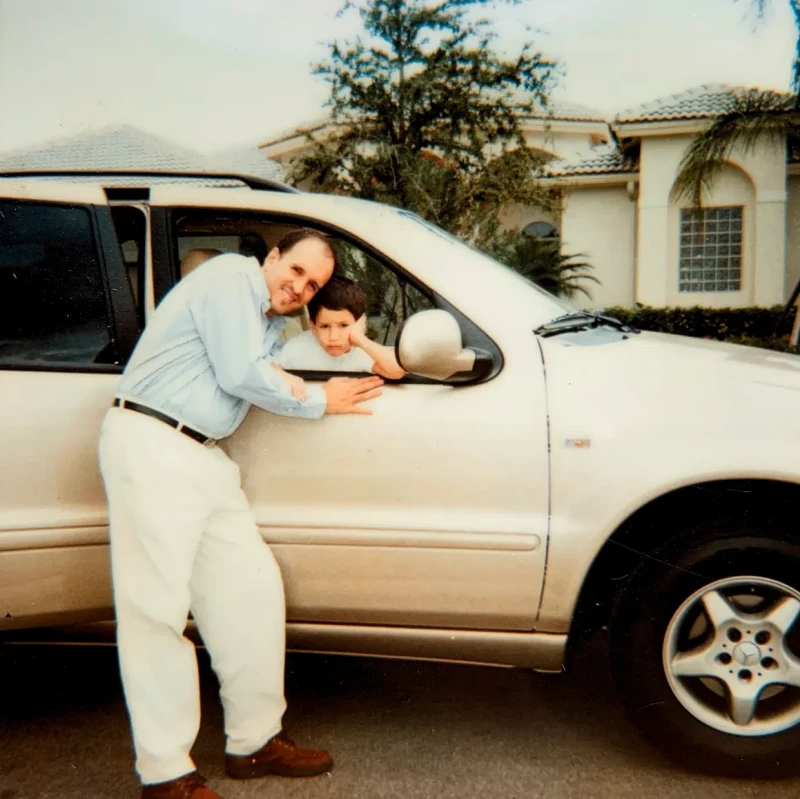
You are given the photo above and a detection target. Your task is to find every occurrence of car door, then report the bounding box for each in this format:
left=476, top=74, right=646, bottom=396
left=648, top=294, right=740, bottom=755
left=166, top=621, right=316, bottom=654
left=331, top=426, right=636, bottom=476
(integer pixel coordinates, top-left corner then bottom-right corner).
left=0, top=181, right=140, bottom=629
left=149, top=189, right=550, bottom=633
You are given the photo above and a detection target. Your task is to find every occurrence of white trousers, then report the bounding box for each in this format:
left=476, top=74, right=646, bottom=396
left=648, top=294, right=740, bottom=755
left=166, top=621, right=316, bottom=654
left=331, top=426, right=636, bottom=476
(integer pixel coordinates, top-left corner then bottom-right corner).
left=98, top=406, right=286, bottom=785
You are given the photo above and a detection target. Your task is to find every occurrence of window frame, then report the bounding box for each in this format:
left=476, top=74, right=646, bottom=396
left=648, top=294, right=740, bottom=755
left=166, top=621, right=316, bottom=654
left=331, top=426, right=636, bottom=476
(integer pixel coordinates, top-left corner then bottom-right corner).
left=678, top=205, right=744, bottom=294
left=109, top=202, right=150, bottom=332
left=523, top=221, right=559, bottom=240
left=154, top=207, right=503, bottom=386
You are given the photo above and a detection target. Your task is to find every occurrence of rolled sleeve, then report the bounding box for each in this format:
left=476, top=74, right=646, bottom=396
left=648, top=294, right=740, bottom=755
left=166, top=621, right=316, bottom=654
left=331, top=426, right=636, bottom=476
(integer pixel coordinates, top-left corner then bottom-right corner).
left=189, top=269, right=327, bottom=420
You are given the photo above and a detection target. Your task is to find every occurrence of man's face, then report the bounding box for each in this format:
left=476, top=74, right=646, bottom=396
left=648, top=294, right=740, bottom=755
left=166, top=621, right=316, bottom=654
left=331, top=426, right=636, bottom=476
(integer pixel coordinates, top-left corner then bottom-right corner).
left=262, top=238, right=335, bottom=315
left=310, top=307, right=357, bottom=356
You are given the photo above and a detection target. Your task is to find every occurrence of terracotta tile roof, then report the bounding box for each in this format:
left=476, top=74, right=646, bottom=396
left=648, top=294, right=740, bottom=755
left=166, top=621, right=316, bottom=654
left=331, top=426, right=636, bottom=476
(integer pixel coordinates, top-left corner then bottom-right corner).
left=528, top=101, right=608, bottom=123
left=548, top=148, right=639, bottom=177
left=0, top=124, right=286, bottom=184
left=614, top=83, right=789, bottom=124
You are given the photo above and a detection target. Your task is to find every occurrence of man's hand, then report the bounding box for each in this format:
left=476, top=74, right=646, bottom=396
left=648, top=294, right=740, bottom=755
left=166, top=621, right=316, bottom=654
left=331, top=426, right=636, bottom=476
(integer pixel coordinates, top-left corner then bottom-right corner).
left=349, top=315, right=369, bottom=348
left=324, top=375, right=383, bottom=415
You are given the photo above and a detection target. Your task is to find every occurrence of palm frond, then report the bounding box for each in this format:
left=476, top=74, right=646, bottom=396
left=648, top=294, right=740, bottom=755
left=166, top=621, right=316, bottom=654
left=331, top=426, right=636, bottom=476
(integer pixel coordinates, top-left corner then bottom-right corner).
left=733, top=2, right=800, bottom=95
left=670, top=88, right=799, bottom=208
left=497, top=236, right=600, bottom=300
left=738, top=0, right=769, bottom=17
left=792, top=0, right=800, bottom=95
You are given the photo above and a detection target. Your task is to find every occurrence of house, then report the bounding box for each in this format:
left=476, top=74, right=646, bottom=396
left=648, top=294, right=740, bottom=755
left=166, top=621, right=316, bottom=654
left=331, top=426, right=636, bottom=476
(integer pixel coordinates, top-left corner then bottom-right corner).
left=259, top=104, right=614, bottom=246
left=260, top=84, right=800, bottom=311
left=549, top=84, right=799, bottom=311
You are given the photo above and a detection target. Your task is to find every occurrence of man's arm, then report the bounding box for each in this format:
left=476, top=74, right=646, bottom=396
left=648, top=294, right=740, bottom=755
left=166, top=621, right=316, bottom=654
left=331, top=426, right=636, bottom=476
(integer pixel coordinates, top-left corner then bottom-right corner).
left=269, top=362, right=307, bottom=401
left=189, top=268, right=382, bottom=417
left=349, top=316, right=407, bottom=380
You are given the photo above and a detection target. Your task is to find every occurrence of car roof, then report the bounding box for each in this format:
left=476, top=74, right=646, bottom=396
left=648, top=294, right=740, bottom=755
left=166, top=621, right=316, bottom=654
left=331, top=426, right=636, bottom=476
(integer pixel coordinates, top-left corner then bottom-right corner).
left=0, top=167, right=299, bottom=194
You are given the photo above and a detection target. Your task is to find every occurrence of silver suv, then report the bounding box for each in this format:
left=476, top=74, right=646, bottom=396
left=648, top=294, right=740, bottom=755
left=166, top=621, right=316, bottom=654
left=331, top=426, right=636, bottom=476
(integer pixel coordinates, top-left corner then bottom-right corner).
left=2, top=169, right=800, bottom=779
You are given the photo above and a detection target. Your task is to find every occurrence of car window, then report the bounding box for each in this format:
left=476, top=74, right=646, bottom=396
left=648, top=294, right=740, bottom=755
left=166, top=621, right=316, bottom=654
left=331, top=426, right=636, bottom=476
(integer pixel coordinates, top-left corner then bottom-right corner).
left=110, top=205, right=147, bottom=327
left=168, top=210, right=435, bottom=375
left=330, top=238, right=433, bottom=347
left=0, top=201, right=118, bottom=368
left=178, top=234, right=241, bottom=260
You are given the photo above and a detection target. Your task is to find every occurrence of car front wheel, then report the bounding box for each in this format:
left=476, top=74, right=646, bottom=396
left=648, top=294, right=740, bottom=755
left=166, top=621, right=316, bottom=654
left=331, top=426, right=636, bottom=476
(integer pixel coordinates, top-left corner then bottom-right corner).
left=609, top=526, right=800, bottom=778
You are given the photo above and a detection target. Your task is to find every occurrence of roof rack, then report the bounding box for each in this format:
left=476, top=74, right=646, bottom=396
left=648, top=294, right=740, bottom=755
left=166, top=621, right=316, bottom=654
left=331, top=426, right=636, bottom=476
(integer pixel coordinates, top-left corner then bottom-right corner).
left=0, top=168, right=299, bottom=194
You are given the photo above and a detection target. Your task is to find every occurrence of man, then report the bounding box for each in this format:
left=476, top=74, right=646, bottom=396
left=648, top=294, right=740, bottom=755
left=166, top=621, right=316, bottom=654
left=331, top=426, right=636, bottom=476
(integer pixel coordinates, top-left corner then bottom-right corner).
left=98, top=228, right=383, bottom=799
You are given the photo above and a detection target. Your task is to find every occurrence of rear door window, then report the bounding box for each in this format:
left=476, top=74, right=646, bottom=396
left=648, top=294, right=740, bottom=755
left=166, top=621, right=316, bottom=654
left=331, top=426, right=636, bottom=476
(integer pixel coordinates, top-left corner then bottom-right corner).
left=0, top=200, right=118, bottom=368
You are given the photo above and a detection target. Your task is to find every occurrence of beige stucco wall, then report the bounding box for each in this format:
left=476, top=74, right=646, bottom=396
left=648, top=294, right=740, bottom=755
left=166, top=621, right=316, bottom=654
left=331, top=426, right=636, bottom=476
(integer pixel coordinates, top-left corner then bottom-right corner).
left=786, top=175, right=800, bottom=300
left=560, top=185, right=636, bottom=310
left=522, top=128, right=607, bottom=163
left=637, top=133, right=787, bottom=308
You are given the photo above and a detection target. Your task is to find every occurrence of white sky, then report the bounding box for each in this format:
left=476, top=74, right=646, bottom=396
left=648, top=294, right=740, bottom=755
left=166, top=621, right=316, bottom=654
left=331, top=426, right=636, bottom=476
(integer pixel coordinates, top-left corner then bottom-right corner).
left=0, top=0, right=796, bottom=155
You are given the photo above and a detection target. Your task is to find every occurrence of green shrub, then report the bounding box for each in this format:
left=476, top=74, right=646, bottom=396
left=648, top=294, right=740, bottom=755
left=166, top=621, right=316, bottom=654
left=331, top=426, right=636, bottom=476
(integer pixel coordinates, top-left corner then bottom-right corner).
left=722, top=335, right=800, bottom=354
left=602, top=304, right=792, bottom=338
left=602, top=304, right=798, bottom=352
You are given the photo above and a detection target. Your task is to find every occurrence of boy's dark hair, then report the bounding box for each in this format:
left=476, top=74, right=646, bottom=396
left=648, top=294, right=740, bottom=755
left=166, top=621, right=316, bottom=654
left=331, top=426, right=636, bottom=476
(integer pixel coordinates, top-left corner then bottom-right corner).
left=240, top=232, right=268, bottom=263
left=308, top=275, right=366, bottom=323
left=274, top=228, right=337, bottom=268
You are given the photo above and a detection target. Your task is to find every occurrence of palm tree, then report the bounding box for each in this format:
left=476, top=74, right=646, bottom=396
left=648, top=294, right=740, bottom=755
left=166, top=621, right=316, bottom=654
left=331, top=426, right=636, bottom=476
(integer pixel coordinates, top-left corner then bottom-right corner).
left=671, top=1, right=800, bottom=210
left=670, top=87, right=800, bottom=209
left=670, top=2, right=800, bottom=342
left=499, top=236, right=600, bottom=301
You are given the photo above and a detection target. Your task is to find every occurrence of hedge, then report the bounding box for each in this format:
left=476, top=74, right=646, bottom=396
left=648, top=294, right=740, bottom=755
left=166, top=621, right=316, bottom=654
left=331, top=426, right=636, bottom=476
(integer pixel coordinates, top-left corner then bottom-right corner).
left=601, top=304, right=799, bottom=354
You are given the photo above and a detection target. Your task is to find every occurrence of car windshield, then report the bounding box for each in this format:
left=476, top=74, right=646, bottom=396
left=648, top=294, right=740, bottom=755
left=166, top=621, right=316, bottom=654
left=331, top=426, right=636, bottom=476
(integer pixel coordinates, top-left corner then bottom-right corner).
left=392, top=209, right=575, bottom=321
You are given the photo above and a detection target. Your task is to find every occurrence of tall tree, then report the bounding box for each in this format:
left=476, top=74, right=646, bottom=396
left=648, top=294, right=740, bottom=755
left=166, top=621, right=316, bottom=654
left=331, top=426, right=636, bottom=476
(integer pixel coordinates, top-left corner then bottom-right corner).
left=671, top=1, right=800, bottom=208
left=291, top=0, right=561, bottom=253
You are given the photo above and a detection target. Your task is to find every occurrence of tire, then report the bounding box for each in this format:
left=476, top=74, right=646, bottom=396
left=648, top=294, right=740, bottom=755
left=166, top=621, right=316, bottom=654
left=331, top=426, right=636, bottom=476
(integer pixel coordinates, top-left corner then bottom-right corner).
left=609, top=522, right=800, bottom=779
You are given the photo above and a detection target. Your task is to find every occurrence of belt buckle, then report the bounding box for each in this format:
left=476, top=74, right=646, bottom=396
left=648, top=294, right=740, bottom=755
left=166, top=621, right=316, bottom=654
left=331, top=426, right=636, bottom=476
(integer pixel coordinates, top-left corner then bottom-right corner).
left=203, top=438, right=218, bottom=449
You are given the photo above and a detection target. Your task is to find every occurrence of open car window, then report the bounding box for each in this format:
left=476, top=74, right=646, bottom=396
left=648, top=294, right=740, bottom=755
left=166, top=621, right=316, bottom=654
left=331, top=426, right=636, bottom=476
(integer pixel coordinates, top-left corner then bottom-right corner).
left=171, top=211, right=435, bottom=377
left=329, top=239, right=433, bottom=349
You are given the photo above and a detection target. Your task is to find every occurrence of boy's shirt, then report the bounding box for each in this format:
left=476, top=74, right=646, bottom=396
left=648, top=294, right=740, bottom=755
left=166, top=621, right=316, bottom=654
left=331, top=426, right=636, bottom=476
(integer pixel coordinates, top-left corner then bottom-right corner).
left=276, top=330, right=374, bottom=373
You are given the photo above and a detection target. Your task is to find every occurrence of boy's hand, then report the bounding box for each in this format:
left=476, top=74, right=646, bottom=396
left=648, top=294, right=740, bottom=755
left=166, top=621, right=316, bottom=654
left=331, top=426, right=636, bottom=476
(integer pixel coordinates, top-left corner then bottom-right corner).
left=324, top=375, right=383, bottom=415
left=349, top=315, right=368, bottom=348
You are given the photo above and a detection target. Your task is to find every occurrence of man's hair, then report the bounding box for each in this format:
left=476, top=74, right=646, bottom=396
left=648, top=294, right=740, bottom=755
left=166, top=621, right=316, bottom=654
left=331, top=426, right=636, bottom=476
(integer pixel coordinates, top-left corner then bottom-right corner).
left=275, top=228, right=337, bottom=267
left=308, top=275, right=366, bottom=323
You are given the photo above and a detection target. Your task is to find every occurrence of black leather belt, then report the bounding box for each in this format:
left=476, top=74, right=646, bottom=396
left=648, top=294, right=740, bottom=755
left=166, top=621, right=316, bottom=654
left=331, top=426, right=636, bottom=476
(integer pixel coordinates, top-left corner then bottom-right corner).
left=112, top=398, right=215, bottom=446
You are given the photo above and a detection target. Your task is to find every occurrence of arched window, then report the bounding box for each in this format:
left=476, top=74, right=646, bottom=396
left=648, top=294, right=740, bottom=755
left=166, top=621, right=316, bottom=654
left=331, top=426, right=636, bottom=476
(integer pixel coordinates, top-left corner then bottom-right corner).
left=523, top=221, right=558, bottom=239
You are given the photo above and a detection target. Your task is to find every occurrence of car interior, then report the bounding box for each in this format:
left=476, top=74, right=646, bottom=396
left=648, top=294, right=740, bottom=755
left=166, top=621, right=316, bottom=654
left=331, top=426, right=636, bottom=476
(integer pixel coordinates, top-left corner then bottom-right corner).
left=104, top=207, right=437, bottom=377
left=173, top=213, right=435, bottom=358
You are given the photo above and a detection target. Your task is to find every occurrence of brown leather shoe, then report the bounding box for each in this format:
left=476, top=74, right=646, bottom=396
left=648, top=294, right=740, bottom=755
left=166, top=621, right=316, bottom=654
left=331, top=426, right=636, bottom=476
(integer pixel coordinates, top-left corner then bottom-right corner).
left=141, top=771, right=222, bottom=798
left=225, top=731, right=333, bottom=779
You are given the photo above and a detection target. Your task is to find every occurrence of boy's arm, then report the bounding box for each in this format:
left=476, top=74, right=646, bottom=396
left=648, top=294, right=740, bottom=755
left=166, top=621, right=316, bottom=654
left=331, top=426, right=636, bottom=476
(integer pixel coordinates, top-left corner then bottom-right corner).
left=349, top=316, right=406, bottom=380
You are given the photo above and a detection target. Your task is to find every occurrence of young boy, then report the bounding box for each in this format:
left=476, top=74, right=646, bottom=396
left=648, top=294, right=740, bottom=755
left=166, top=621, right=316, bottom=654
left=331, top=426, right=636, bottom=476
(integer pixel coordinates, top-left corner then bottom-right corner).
left=273, top=276, right=405, bottom=399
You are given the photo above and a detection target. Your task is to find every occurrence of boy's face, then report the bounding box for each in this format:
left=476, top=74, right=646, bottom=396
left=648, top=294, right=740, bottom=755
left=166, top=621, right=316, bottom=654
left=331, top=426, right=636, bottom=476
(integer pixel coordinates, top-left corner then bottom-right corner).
left=310, top=307, right=357, bottom=356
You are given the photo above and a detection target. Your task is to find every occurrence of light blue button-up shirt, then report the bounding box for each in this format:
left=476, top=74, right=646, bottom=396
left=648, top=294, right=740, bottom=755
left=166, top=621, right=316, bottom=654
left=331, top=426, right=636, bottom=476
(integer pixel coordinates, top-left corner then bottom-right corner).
left=116, top=253, right=327, bottom=439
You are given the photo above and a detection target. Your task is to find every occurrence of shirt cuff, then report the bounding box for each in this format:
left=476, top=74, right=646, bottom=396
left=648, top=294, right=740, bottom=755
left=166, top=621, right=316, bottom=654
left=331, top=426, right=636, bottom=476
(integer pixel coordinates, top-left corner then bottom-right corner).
left=300, top=383, right=327, bottom=420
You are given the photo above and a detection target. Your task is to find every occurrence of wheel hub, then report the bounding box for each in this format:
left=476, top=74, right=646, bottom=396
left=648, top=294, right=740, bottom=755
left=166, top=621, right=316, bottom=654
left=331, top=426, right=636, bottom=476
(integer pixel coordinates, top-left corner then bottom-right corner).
left=662, top=575, right=800, bottom=737
left=732, top=642, right=761, bottom=667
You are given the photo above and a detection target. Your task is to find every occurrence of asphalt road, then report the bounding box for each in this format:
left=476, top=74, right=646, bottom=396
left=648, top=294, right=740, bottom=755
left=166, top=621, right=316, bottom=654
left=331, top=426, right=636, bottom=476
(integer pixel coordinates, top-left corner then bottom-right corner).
left=1, top=634, right=798, bottom=799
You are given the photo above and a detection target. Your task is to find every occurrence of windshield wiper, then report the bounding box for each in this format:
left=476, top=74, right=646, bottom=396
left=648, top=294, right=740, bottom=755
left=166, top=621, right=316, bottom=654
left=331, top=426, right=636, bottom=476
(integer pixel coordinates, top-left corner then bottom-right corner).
left=534, top=311, right=640, bottom=338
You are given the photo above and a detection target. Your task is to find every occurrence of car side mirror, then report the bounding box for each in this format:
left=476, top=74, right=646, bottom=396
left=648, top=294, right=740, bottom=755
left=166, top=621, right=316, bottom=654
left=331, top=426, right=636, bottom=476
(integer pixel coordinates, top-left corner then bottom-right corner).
left=395, top=309, right=493, bottom=382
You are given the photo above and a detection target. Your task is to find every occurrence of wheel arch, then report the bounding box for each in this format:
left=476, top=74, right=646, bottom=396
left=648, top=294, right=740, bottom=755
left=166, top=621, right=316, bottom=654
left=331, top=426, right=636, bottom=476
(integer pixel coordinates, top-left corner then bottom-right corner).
left=565, top=477, right=800, bottom=666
